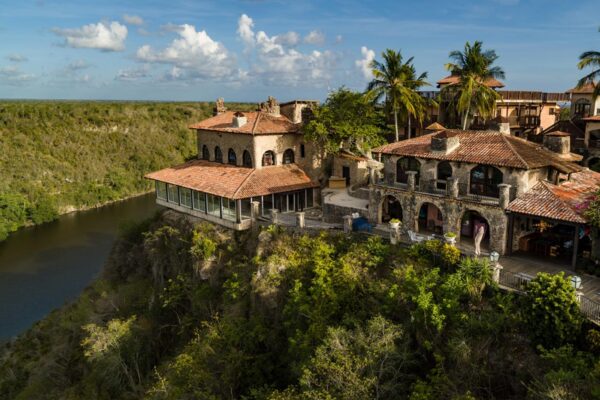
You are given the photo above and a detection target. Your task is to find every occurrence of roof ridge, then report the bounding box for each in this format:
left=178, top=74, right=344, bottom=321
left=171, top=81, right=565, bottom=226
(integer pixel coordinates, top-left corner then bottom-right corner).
left=252, top=112, right=262, bottom=135
left=232, top=167, right=258, bottom=199
left=501, top=135, right=530, bottom=169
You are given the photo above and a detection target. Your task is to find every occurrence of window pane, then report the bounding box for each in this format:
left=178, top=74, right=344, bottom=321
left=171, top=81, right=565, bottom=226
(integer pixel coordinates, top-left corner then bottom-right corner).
left=263, top=194, right=273, bottom=214
left=156, top=181, right=167, bottom=200
left=180, top=188, right=192, bottom=208
left=222, top=198, right=236, bottom=221
left=167, top=184, right=179, bottom=204
left=193, top=191, right=206, bottom=212
left=241, top=198, right=251, bottom=218
left=207, top=194, right=221, bottom=217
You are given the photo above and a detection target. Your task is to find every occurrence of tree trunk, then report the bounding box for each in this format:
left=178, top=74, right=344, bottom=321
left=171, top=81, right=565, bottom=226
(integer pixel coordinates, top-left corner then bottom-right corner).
left=407, top=116, right=412, bottom=139
left=461, top=104, right=470, bottom=130
left=393, top=111, right=399, bottom=142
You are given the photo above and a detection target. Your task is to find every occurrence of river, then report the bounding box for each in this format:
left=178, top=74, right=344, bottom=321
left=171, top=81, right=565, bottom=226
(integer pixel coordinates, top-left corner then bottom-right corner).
left=0, top=194, right=160, bottom=340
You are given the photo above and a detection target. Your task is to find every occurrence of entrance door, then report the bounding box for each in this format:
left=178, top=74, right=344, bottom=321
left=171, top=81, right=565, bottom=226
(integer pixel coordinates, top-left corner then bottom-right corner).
left=342, top=166, right=350, bottom=186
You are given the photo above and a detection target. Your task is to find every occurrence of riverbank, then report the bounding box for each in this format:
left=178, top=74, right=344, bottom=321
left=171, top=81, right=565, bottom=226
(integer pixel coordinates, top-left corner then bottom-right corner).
left=0, top=100, right=256, bottom=243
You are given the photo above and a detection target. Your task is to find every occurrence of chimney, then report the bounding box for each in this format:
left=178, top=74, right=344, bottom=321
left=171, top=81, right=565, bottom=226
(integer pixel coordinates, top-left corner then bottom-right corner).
left=543, top=131, right=570, bottom=155
left=259, top=96, right=280, bottom=116
left=232, top=111, right=247, bottom=128
left=213, top=97, right=226, bottom=116
left=430, top=130, right=460, bottom=155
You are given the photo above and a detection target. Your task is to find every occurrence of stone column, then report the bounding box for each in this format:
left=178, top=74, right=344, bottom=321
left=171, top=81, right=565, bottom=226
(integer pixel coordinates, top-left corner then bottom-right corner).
left=406, top=171, right=418, bottom=191
left=296, top=211, right=305, bottom=229
left=251, top=201, right=261, bottom=232
left=491, top=263, right=503, bottom=284
left=498, top=184, right=511, bottom=209
left=270, top=208, right=279, bottom=225
left=390, top=225, right=400, bottom=245
left=447, top=177, right=459, bottom=199
left=343, top=215, right=353, bottom=234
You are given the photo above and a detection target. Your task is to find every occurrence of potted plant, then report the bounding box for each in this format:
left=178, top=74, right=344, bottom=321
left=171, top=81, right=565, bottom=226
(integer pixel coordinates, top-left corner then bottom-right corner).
left=389, top=218, right=401, bottom=230
left=444, top=231, right=457, bottom=245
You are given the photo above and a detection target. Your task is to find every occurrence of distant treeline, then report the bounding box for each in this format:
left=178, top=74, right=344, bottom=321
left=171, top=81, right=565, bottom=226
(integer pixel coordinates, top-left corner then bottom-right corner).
left=0, top=100, right=254, bottom=241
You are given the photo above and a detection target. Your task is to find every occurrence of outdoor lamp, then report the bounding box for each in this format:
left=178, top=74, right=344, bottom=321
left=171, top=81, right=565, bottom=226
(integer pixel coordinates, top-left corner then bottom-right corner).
left=489, top=251, right=500, bottom=266
left=570, top=275, right=582, bottom=291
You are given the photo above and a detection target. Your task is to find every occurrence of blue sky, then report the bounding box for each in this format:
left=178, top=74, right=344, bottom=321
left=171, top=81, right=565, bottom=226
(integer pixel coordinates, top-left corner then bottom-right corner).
left=0, top=0, right=598, bottom=102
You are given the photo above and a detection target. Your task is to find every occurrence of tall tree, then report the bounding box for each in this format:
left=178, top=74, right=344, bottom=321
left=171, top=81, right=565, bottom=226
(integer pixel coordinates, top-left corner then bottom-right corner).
left=577, top=27, right=600, bottom=100
left=367, top=49, right=432, bottom=141
left=442, top=41, right=505, bottom=130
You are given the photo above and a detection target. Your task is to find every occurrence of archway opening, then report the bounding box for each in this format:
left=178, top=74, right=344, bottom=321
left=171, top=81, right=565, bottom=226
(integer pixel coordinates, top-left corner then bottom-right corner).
left=228, top=148, right=237, bottom=165
left=242, top=150, right=253, bottom=167
left=202, top=145, right=210, bottom=160
left=396, top=157, right=420, bottom=185
left=214, top=146, right=223, bottom=163
left=436, top=161, right=452, bottom=191
left=470, top=165, right=502, bottom=198
left=262, top=150, right=276, bottom=166
left=460, top=210, right=490, bottom=255
left=283, top=149, right=295, bottom=164
left=381, top=195, right=403, bottom=224
left=589, top=157, right=600, bottom=173
left=418, top=203, right=443, bottom=235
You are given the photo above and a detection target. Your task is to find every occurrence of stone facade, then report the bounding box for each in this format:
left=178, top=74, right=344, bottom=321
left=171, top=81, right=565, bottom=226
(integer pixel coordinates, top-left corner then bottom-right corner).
left=332, top=155, right=369, bottom=188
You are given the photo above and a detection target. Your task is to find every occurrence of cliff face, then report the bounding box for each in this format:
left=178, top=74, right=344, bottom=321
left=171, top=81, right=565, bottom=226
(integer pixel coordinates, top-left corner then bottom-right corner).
left=1, top=214, right=598, bottom=399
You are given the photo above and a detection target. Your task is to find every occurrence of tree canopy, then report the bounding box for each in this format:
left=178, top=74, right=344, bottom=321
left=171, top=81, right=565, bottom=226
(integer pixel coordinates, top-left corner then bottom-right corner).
left=577, top=27, right=600, bottom=99
left=302, top=87, right=386, bottom=155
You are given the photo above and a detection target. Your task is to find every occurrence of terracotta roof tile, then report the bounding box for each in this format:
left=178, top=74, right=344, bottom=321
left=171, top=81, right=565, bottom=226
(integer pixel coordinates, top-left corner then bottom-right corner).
left=189, top=111, right=300, bottom=135
left=436, top=74, right=504, bottom=88
left=145, top=159, right=317, bottom=199
left=372, top=129, right=582, bottom=172
left=507, top=170, right=600, bottom=224
left=425, top=122, right=446, bottom=130
left=566, top=81, right=597, bottom=94
left=583, top=116, right=600, bottom=122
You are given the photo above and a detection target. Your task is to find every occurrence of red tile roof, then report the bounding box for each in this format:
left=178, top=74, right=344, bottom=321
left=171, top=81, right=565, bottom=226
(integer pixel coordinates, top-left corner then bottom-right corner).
left=583, top=116, right=600, bottom=122
left=507, top=169, right=600, bottom=224
left=566, top=81, right=597, bottom=94
left=372, top=130, right=582, bottom=172
left=145, top=159, right=317, bottom=200
left=437, top=74, right=504, bottom=88
left=425, top=122, right=446, bottom=130
left=189, top=111, right=300, bottom=135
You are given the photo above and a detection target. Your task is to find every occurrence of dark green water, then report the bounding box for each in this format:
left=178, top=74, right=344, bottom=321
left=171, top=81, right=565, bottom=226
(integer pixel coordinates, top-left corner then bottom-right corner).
left=0, top=194, right=159, bottom=340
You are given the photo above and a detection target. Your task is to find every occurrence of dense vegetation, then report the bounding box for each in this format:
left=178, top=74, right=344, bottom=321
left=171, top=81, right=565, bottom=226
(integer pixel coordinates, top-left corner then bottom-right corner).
left=0, top=101, right=253, bottom=241
left=1, top=213, right=598, bottom=399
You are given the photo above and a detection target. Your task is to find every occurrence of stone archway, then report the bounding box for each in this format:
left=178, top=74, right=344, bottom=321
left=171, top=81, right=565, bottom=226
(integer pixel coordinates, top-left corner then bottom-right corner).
left=459, top=210, right=491, bottom=255
left=417, top=202, right=443, bottom=235
left=380, top=195, right=403, bottom=224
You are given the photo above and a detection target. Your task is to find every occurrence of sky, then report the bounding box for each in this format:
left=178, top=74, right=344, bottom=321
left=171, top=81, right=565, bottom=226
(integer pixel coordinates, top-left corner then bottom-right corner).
left=0, top=0, right=598, bottom=102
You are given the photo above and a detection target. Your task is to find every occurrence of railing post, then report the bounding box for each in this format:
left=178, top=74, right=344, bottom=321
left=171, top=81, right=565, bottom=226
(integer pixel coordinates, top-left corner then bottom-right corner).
left=270, top=208, right=279, bottom=225
left=251, top=201, right=260, bottom=232
left=492, top=263, right=502, bottom=284
left=296, top=211, right=305, bottom=229
left=343, top=215, right=353, bottom=234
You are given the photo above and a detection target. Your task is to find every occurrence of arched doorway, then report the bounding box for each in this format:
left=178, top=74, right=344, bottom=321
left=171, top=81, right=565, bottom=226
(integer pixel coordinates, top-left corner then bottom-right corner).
left=396, top=157, right=420, bottom=185
left=381, top=195, right=403, bottom=223
left=228, top=148, right=237, bottom=165
left=436, top=161, right=452, bottom=190
left=460, top=210, right=490, bottom=255
left=214, top=146, right=223, bottom=163
left=242, top=150, right=253, bottom=167
left=283, top=149, right=295, bottom=164
left=418, top=203, right=443, bottom=235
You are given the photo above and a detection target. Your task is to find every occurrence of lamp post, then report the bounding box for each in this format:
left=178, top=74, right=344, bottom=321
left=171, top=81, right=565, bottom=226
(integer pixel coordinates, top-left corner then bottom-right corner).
left=570, top=275, right=583, bottom=303
left=489, top=251, right=501, bottom=283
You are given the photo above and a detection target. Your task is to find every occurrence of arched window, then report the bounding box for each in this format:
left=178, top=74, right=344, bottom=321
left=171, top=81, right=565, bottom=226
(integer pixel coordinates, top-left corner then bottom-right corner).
left=242, top=150, right=253, bottom=167
left=202, top=145, right=210, bottom=160
left=215, top=146, right=223, bottom=163
left=228, top=148, right=237, bottom=165
left=436, top=161, right=452, bottom=190
left=283, top=149, right=295, bottom=164
left=396, top=157, right=420, bottom=185
left=470, top=165, right=503, bottom=198
left=262, top=150, right=276, bottom=166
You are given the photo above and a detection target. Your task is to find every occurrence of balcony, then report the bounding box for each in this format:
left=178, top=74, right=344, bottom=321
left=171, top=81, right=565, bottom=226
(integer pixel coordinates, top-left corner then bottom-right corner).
left=376, top=177, right=501, bottom=206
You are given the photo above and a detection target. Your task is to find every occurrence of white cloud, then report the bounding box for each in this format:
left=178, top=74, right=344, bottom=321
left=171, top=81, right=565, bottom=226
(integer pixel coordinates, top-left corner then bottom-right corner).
left=355, top=46, right=375, bottom=80
left=53, top=21, right=127, bottom=52
left=0, top=65, right=36, bottom=85
left=116, top=65, right=151, bottom=81
left=8, top=54, right=27, bottom=62
left=335, top=35, right=343, bottom=44
left=136, top=24, right=238, bottom=81
left=66, top=59, right=90, bottom=71
left=304, top=30, right=325, bottom=45
left=123, top=14, right=144, bottom=26
left=275, top=31, right=300, bottom=47
left=237, top=14, right=336, bottom=86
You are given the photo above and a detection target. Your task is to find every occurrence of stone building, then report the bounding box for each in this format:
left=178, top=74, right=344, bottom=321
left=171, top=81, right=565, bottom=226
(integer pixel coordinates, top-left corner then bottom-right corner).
left=145, top=97, right=321, bottom=230
left=369, top=129, right=599, bottom=267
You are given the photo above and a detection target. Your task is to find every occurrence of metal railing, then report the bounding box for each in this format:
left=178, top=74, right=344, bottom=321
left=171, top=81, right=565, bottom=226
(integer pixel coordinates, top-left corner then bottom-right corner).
left=580, top=297, right=600, bottom=324
left=458, top=183, right=500, bottom=204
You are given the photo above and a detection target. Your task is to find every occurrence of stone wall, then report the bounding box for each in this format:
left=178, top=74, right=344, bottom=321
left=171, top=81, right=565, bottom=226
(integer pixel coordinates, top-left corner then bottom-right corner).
left=369, top=185, right=509, bottom=254
left=332, top=156, right=369, bottom=187
left=322, top=202, right=367, bottom=223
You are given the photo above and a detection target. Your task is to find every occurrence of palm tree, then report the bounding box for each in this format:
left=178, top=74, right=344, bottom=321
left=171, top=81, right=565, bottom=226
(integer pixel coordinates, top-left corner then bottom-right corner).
left=367, top=49, right=432, bottom=141
left=442, top=41, right=505, bottom=130
left=577, top=28, right=600, bottom=100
